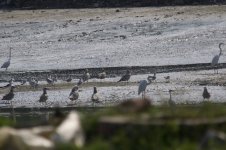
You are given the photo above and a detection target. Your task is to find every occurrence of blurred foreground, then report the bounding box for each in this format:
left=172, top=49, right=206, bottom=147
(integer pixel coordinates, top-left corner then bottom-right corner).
left=0, top=102, right=226, bottom=149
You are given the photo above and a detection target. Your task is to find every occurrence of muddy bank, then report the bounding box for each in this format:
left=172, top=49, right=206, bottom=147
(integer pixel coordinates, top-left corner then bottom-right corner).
left=1, top=0, right=225, bottom=9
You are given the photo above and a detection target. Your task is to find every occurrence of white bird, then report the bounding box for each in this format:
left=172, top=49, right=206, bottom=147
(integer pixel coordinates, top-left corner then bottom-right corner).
left=211, top=43, right=224, bottom=74
left=138, top=76, right=152, bottom=99
left=69, top=86, right=79, bottom=103
left=1, top=48, right=12, bottom=71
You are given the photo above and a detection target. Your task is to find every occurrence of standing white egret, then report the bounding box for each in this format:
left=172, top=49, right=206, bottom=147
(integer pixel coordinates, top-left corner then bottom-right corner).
left=1, top=48, right=12, bottom=71
left=138, top=76, right=152, bottom=99
left=211, top=43, right=224, bottom=74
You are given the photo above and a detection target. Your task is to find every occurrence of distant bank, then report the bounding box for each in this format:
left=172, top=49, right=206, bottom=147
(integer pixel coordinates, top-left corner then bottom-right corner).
left=0, top=0, right=225, bottom=9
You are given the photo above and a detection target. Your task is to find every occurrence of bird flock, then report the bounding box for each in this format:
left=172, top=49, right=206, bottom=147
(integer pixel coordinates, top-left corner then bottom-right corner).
left=0, top=43, right=225, bottom=108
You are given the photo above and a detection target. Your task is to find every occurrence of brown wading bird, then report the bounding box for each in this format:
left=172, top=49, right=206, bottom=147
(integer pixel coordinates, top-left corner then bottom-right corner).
left=69, top=86, right=79, bottom=103
left=38, top=88, right=49, bottom=105
left=91, top=87, right=100, bottom=106
left=118, top=70, right=131, bottom=82
left=202, top=87, right=210, bottom=100
left=2, top=86, right=15, bottom=106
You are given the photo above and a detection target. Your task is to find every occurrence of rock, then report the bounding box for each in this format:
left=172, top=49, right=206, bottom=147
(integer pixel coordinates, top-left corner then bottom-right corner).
left=51, top=111, right=84, bottom=148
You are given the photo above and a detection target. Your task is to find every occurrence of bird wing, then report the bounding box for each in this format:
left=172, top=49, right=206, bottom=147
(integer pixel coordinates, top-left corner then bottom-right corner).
left=211, top=55, right=219, bottom=66
left=2, top=92, right=14, bottom=100
left=92, top=93, right=99, bottom=102
left=118, top=74, right=130, bottom=82
left=39, top=94, right=48, bottom=102
left=138, top=80, right=147, bottom=95
left=1, top=60, right=10, bottom=68
left=69, top=92, right=79, bottom=100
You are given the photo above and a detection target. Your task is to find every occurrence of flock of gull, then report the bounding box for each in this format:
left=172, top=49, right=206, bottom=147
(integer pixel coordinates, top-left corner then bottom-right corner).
left=0, top=42, right=224, bottom=107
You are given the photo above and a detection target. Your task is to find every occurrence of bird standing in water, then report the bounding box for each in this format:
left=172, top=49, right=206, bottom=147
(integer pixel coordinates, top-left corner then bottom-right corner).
left=0, top=78, right=14, bottom=89
left=69, top=86, right=79, bottom=103
left=66, top=75, right=72, bottom=82
left=211, top=43, right=224, bottom=74
left=2, top=86, right=15, bottom=106
left=1, top=47, right=12, bottom=71
left=150, top=72, right=156, bottom=82
left=138, top=76, right=152, bottom=99
left=164, top=76, right=170, bottom=83
left=98, top=69, right=107, bottom=79
left=168, top=90, right=176, bottom=107
left=202, top=87, right=210, bottom=100
left=91, top=87, right=100, bottom=106
left=82, top=69, right=90, bottom=82
left=118, top=70, right=131, bottom=82
left=38, top=88, right=49, bottom=106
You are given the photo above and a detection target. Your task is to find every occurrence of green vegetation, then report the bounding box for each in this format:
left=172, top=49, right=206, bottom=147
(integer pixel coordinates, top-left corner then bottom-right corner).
left=2, top=103, right=226, bottom=149
left=80, top=103, right=226, bottom=150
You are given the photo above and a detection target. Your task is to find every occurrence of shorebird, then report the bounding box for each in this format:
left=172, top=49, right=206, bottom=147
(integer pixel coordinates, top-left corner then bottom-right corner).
left=28, top=77, right=38, bottom=88
left=82, top=69, right=90, bottom=82
left=0, top=78, right=14, bottom=89
left=2, top=86, right=15, bottom=106
left=211, top=43, right=224, bottom=74
left=91, top=87, right=100, bottom=106
left=164, top=75, right=170, bottom=83
left=149, top=72, right=156, bottom=82
left=118, top=70, right=131, bottom=82
left=66, top=75, right=72, bottom=82
left=202, top=87, right=210, bottom=100
left=77, top=78, right=83, bottom=86
left=98, top=69, right=106, bottom=79
left=138, top=76, right=152, bottom=99
left=69, top=86, right=79, bottom=103
left=38, top=87, right=49, bottom=105
left=168, top=90, right=176, bottom=107
left=1, top=47, right=12, bottom=71
left=46, top=75, right=55, bottom=85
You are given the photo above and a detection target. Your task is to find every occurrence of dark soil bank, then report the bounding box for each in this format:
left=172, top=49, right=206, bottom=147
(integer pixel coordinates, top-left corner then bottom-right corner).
left=1, top=0, right=226, bottom=9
